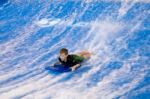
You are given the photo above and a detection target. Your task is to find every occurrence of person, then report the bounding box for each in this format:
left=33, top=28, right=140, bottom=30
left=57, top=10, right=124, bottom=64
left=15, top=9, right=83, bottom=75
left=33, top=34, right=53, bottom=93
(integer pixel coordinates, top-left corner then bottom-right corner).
left=58, top=48, right=91, bottom=71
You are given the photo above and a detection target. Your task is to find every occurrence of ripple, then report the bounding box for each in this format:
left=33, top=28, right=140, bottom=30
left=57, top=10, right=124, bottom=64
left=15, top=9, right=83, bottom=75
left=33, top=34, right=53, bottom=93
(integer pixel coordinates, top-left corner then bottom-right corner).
left=0, top=0, right=149, bottom=99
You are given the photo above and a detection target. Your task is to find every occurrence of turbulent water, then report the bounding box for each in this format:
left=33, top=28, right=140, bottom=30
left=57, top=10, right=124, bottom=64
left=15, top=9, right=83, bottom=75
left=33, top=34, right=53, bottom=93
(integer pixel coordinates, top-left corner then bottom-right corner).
left=0, top=0, right=150, bottom=99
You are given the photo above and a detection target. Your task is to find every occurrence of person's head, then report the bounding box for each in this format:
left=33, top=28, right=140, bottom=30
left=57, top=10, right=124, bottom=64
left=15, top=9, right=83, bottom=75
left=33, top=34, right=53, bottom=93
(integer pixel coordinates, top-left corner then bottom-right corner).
left=59, top=48, right=68, bottom=61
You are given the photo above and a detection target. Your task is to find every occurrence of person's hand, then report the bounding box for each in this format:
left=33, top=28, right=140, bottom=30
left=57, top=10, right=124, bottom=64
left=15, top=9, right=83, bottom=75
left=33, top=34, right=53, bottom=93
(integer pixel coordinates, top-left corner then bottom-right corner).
left=71, top=64, right=80, bottom=71
left=71, top=66, right=77, bottom=71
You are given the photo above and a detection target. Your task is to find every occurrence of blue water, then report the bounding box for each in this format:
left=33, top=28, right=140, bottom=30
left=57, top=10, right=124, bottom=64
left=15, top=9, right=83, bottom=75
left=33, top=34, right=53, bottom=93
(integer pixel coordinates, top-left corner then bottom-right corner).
left=0, top=0, right=150, bottom=99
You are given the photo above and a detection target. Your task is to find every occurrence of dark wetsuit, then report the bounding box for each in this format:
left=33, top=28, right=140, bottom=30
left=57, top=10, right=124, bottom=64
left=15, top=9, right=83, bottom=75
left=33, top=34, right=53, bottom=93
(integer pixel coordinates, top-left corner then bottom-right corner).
left=58, top=54, right=84, bottom=68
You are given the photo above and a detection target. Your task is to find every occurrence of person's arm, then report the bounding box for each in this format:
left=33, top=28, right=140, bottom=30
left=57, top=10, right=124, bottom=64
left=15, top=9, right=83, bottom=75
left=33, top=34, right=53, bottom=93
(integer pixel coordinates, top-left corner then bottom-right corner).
left=71, top=63, right=81, bottom=71
left=70, top=55, right=81, bottom=71
left=58, top=57, right=61, bottom=62
left=53, top=57, right=62, bottom=66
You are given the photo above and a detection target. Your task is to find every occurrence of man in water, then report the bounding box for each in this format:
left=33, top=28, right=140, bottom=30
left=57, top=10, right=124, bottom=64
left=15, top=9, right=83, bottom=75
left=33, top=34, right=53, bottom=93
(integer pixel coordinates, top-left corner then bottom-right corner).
left=58, top=48, right=91, bottom=71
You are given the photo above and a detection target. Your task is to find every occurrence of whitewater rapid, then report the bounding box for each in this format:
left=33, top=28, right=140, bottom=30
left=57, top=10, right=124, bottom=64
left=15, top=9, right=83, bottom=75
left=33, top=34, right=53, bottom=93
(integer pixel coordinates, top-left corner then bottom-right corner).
left=0, top=0, right=149, bottom=99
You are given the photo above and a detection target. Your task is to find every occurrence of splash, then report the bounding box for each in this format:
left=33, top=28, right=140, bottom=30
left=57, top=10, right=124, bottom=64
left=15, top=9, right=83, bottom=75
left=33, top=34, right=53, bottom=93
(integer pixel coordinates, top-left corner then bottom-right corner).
left=0, top=0, right=149, bottom=99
